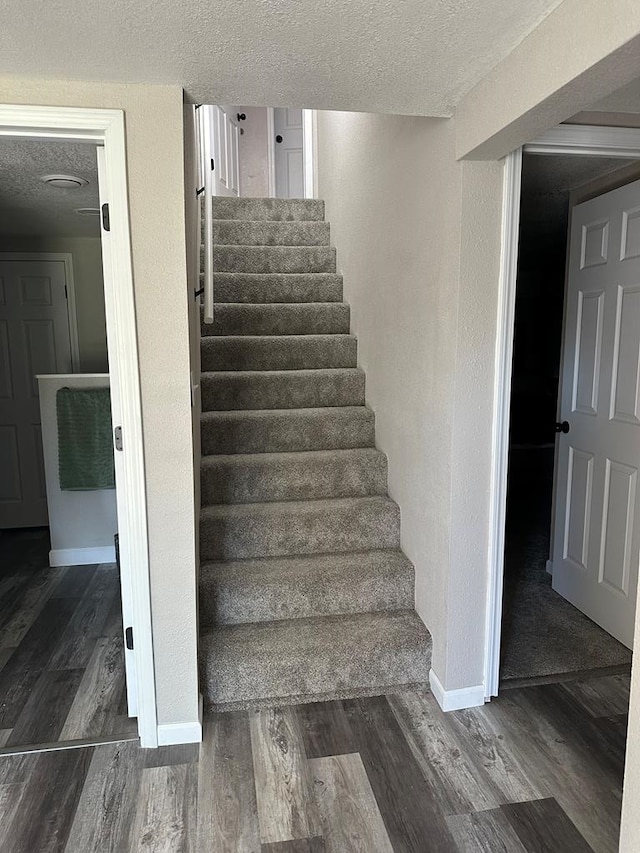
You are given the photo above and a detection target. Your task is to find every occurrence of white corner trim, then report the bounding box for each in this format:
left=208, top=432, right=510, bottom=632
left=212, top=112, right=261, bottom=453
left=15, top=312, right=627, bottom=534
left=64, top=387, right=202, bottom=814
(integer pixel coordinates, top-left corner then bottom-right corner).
left=484, top=147, right=523, bottom=701
left=50, top=545, right=116, bottom=567
left=157, top=694, right=203, bottom=746
left=429, top=669, right=485, bottom=712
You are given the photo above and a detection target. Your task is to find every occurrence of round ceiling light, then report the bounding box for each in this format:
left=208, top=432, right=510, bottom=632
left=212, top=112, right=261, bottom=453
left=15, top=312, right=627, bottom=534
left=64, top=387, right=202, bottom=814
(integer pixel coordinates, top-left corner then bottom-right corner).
left=40, top=174, right=89, bottom=189
left=74, top=207, right=101, bottom=216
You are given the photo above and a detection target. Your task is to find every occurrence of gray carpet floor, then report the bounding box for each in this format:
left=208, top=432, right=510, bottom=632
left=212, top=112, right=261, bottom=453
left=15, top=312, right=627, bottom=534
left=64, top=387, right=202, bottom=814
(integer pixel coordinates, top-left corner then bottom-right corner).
left=500, top=447, right=632, bottom=683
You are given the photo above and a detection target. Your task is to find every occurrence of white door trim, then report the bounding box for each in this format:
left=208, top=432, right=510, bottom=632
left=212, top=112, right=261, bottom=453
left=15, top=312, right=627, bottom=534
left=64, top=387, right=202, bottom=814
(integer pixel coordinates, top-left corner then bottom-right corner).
left=303, top=109, right=317, bottom=199
left=0, top=104, right=158, bottom=746
left=267, top=107, right=276, bottom=197
left=485, top=123, right=640, bottom=700
left=0, top=252, right=80, bottom=371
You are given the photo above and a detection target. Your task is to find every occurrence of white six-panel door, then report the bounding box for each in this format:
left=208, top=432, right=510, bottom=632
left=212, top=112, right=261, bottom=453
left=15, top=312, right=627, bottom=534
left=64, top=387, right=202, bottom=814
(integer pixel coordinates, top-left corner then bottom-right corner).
left=552, top=178, right=640, bottom=648
left=0, top=257, right=75, bottom=528
left=274, top=108, right=304, bottom=198
left=212, top=106, right=241, bottom=197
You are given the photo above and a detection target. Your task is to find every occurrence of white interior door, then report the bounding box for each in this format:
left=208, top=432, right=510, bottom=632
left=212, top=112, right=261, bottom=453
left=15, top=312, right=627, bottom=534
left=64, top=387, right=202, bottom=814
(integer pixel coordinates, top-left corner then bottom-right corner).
left=0, top=256, right=75, bottom=528
left=97, top=146, right=137, bottom=717
left=274, top=108, right=304, bottom=198
left=552, top=177, right=640, bottom=648
left=212, top=106, right=240, bottom=197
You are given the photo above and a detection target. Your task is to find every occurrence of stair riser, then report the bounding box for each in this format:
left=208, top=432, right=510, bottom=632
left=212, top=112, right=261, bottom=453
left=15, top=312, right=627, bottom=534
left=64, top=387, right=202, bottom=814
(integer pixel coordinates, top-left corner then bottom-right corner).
left=202, top=304, right=350, bottom=336
left=212, top=245, right=336, bottom=274
left=200, top=500, right=400, bottom=561
left=201, top=335, right=357, bottom=371
left=201, top=408, right=376, bottom=455
left=201, top=370, right=365, bottom=411
left=210, top=273, right=343, bottom=304
left=214, top=198, right=324, bottom=221
left=199, top=553, right=414, bottom=626
left=200, top=451, right=387, bottom=505
left=199, top=610, right=430, bottom=707
left=213, top=220, right=330, bottom=246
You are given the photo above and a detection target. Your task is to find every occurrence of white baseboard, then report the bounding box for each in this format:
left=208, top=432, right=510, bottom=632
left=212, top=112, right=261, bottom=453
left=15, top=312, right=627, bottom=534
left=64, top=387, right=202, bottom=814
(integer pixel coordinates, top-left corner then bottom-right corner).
left=49, top=545, right=116, bottom=567
left=429, top=669, right=486, bottom=712
left=546, top=559, right=554, bottom=575
left=157, top=693, right=203, bottom=746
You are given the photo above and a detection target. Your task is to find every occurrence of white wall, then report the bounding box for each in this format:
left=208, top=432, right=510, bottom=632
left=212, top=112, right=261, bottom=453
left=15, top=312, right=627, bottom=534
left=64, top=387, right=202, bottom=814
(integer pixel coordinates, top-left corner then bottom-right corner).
left=316, top=111, right=462, bottom=681
left=0, top=75, right=199, bottom=730
left=238, top=106, right=269, bottom=197
left=0, top=236, right=107, bottom=372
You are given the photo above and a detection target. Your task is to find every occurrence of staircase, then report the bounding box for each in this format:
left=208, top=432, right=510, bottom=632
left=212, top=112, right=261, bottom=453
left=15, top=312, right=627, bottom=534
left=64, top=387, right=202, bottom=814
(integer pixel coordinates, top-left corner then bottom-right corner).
left=198, top=197, right=431, bottom=710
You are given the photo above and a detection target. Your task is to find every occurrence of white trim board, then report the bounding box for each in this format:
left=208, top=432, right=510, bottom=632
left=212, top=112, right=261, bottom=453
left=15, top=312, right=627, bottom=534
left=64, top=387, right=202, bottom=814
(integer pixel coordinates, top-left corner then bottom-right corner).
left=484, top=122, right=640, bottom=701
left=429, top=670, right=485, bottom=712
left=50, top=545, right=116, bottom=567
left=0, top=104, right=158, bottom=747
left=157, top=694, right=203, bottom=745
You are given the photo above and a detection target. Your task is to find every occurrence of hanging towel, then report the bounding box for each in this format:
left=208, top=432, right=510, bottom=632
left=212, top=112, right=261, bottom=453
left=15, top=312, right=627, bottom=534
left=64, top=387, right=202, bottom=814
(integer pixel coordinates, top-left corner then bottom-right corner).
left=57, top=387, right=116, bottom=490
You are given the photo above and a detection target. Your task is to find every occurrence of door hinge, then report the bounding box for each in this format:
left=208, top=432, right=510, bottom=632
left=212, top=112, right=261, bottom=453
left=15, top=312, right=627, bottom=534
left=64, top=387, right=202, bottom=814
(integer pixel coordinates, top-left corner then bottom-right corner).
left=101, top=202, right=110, bottom=232
left=125, top=626, right=134, bottom=650
left=64, top=284, right=68, bottom=299
left=114, top=425, right=123, bottom=451
left=211, top=158, right=215, bottom=172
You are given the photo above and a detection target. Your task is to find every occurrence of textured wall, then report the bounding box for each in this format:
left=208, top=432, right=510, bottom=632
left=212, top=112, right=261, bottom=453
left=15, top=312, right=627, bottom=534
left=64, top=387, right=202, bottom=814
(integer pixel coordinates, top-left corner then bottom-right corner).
left=0, top=75, right=199, bottom=728
left=316, top=111, right=462, bottom=681
left=456, top=0, right=640, bottom=159
left=239, top=107, right=269, bottom=197
left=0, top=235, right=107, bottom=372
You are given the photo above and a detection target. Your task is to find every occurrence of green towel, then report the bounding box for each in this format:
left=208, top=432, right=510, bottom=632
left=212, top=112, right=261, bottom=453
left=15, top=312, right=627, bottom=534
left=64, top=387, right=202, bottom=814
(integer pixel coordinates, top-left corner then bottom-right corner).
left=57, top=387, right=115, bottom=491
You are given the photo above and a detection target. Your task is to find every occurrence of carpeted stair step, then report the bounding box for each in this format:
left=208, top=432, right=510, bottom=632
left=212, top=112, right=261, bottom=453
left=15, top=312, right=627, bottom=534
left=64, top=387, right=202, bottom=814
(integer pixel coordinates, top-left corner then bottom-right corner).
left=212, top=245, right=336, bottom=274
left=211, top=273, right=343, bottom=304
left=199, top=609, right=431, bottom=709
left=200, top=495, right=400, bottom=561
left=201, top=406, right=376, bottom=455
left=201, top=448, right=388, bottom=505
left=201, top=334, right=357, bottom=371
left=199, top=550, right=415, bottom=627
left=214, top=197, right=324, bottom=222
left=201, top=303, right=350, bottom=336
left=201, top=368, right=365, bottom=411
left=213, top=220, right=330, bottom=246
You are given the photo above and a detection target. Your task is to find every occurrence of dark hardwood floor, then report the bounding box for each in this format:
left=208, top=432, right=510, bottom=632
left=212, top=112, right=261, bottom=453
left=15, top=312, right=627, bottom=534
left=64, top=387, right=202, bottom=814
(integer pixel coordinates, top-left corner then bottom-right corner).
left=0, top=671, right=628, bottom=852
left=0, top=528, right=136, bottom=750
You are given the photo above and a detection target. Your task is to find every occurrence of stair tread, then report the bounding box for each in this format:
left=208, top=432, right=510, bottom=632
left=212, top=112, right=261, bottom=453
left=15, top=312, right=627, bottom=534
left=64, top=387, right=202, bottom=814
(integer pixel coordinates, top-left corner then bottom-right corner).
left=213, top=198, right=325, bottom=221
left=199, top=609, right=431, bottom=708
left=201, top=447, right=385, bottom=465
left=202, top=302, right=350, bottom=337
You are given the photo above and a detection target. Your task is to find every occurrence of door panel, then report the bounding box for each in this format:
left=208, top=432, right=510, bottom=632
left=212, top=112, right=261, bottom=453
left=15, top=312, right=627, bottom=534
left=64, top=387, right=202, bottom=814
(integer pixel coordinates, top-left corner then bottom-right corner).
left=274, top=108, right=304, bottom=198
left=212, top=106, right=241, bottom=197
left=552, top=178, right=640, bottom=648
left=0, top=258, right=73, bottom=528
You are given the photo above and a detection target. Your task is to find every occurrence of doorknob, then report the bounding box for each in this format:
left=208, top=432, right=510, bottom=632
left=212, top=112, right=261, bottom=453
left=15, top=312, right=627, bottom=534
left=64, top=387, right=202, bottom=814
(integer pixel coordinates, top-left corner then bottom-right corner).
left=237, top=113, right=246, bottom=121
left=555, top=421, right=570, bottom=434
left=276, top=135, right=283, bottom=143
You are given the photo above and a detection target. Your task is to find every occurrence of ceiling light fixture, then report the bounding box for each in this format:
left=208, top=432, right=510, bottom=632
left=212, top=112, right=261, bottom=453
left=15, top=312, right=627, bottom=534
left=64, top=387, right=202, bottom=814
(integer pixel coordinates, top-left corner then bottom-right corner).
left=74, top=207, right=101, bottom=216
left=40, top=174, right=89, bottom=189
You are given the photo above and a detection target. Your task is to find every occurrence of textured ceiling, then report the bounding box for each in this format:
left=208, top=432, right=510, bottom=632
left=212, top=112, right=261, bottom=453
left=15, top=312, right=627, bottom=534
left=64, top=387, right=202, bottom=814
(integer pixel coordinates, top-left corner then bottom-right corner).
left=520, top=153, right=636, bottom=244
left=0, top=138, right=100, bottom=237
left=0, top=0, right=563, bottom=116
left=588, top=77, right=640, bottom=114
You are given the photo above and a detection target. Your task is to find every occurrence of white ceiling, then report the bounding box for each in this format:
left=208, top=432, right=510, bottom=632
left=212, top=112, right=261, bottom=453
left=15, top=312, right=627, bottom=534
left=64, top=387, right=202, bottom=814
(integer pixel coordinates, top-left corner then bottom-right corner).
left=0, top=0, right=563, bottom=116
left=0, top=138, right=100, bottom=237
left=520, top=153, right=636, bottom=243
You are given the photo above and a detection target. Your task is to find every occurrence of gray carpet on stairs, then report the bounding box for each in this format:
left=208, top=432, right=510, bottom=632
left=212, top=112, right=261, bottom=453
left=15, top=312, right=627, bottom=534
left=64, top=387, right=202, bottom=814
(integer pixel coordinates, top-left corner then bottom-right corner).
left=198, top=196, right=431, bottom=710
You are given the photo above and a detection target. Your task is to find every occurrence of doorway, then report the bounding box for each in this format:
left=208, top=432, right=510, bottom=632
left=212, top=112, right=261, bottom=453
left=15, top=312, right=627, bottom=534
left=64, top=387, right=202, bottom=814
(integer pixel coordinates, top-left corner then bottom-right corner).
left=487, top=124, right=640, bottom=696
left=0, top=105, right=156, bottom=749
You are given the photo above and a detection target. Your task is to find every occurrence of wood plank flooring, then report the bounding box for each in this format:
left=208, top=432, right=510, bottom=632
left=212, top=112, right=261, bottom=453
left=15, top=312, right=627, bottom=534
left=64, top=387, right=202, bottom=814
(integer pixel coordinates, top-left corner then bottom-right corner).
left=0, top=671, right=628, bottom=852
left=0, top=528, right=136, bottom=750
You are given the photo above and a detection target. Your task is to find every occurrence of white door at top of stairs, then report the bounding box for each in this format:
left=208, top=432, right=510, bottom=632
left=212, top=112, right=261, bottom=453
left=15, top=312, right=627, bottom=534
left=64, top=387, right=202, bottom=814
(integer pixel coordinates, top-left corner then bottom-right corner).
left=212, top=106, right=241, bottom=197
left=274, top=108, right=304, bottom=199
left=552, top=176, right=640, bottom=649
